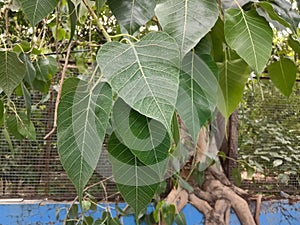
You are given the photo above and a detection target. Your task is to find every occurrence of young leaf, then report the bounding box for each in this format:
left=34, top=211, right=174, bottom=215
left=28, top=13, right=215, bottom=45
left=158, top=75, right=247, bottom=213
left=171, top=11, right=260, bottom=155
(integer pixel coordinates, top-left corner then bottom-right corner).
left=107, top=133, right=159, bottom=216
left=57, top=78, right=113, bottom=201
left=18, top=0, right=59, bottom=26
left=155, top=0, right=218, bottom=58
left=217, top=56, right=250, bottom=120
left=268, top=57, right=297, bottom=97
left=97, top=32, right=180, bottom=133
left=176, top=52, right=218, bottom=143
left=107, top=0, right=156, bottom=34
left=225, top=9, right=273, bottom=75
left=0, top=51, right=26, bottom=97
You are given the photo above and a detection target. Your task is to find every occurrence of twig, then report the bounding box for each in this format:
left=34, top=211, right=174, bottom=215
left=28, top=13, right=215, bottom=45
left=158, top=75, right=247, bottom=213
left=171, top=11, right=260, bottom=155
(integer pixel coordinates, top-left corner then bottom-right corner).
left=44, top=42, right=73, bottom=139
left=82, top=0, right=111, bottom=42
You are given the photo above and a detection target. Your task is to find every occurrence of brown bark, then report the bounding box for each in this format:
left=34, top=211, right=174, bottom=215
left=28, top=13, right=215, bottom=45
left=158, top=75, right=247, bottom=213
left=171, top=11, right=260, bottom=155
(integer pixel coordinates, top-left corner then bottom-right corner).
left=163, top=125, right=258, bottom=225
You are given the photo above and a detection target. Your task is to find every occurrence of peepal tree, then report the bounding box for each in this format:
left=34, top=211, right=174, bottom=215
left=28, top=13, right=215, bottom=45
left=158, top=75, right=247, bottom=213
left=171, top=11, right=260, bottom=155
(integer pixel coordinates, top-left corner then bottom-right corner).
left=0, top=0, right=299, bottom=224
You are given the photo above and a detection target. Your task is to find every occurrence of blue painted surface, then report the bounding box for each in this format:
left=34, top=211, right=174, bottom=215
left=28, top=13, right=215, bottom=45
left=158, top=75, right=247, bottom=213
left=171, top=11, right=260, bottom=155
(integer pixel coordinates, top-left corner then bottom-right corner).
left=0, top=200, right=299, bottom=225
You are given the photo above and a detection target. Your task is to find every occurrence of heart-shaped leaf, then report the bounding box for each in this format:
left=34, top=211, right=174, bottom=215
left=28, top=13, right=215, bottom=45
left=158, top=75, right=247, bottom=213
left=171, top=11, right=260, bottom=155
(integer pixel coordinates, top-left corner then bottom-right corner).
left=0, top=51, right=26, bottom=97
left=18, top=0, right=59, bottom=26
left=268, top=57, right=297, bottom=97
left=97, top=32, right=180, bottom=133
left=108, top=132, right=159, bottom=216
left=155, top=0, right=218, bottom=58
left=57, top=78, right=113, bottom=201
left=225, top=9, right=273, bottom=75
left=176, top=52, right=218, bottom=143
left=217, top=56, right=250, bottom=120
left=107, top=0, right=156, bottom=34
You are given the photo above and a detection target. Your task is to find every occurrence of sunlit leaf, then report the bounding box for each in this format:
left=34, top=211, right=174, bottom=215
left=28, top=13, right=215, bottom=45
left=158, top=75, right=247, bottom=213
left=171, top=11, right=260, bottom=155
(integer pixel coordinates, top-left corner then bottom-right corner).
left=97, top=32, right=180, bottom=133
left=268, top=57, right=297, bottom=97
left=217, top=56, right=250, bottom=120
left=176, top=52, right=218, bottom=142
left=57, top=78, right=113, bottom=201
left=155, top=0, right=218, bottom=57
left=18, top=0, right=59, bottom=26
left=225, top=9, right=273, bottom=75
left=0, top=51, right=26, bottom=97
left=108, top=133, right=159, bottom=216
left=107, top=0, right=156, bottom=34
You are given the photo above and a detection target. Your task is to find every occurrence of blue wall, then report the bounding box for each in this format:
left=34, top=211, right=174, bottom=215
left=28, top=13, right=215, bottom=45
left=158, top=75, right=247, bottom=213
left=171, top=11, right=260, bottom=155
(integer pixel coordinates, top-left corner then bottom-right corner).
left=0, top=200, right=299, bottom=225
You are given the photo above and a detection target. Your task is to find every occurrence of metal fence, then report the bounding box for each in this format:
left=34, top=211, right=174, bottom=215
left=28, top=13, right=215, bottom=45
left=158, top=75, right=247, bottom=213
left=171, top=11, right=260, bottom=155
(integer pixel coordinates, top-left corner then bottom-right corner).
left=238, top=79, right=300, bottom=194
left=0, top=78, right=299, bottom=200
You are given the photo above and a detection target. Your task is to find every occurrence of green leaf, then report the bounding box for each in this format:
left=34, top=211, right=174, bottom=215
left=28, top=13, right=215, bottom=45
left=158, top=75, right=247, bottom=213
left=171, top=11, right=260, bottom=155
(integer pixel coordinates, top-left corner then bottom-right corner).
left=0, top=100, right=4, bottom=128
left=176, top=52, right=218, bottom=142
left=17, top=113, right=36, bottom=140
left=217, top=56, right=250, bottom=120
left=210, top=17, right=226, bottom=62
left=270, top=0, right=300, bottom=33
left=288, top=36, right=300, bottom=55
left=268, top=57, right=297, bottom=97
left=67, top=0, right=77, bottom=43
left=107, top=133, right=159, bottom=216
left=57, top=78, right=113, bottom=201
left=174, top=212, right=186, bottom=225
left=21, top=82, right=32, bottom=119
left=162, top=203, right=176, bottom=225
left=6, top=114, right=25, bottom=140
left=18, top=0, right=59, bottom=26
left=112, top=98, right=170, bottom=169
left=2, top=128, right=14, bottom=154
left=107, top=0, right=156, bottom=34
left=97, top=32, right=180, bottom=133
left=155, top=0, right=218, bottom=58
left=224, top=9, right=273, bottom=75
left=96, top=0, right=106, bottom=11
left=231, top=167, right=242, bottom=186
left=256, top=1, right=292, bottom=31
left=0, top=51, right=26, bottom=97
left=19, top=53, right=36, bottom=87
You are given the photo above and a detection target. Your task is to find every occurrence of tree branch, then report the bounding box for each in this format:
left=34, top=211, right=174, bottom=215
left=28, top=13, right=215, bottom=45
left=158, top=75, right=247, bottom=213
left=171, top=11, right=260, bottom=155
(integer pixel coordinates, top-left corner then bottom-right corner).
left=82, top=0, right=111, bottom=42
left=44, top=42, right=73, bottom=139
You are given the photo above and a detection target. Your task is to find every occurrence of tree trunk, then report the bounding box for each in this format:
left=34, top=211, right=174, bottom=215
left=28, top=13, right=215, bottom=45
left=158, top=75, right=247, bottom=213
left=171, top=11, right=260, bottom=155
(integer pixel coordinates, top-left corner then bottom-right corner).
left=165, top=124, right=258, bottom=225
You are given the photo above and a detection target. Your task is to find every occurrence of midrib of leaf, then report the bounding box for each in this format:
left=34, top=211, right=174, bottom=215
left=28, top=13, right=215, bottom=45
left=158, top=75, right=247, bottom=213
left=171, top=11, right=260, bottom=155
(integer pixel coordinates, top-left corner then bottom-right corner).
left=241, top=11, right=258, bottom=72
left=279, top=60, right=288, bottom=91
left=181, top=0, right=188, bottom=56
left=78, top=82, right=99, bottom=192
left=190, top=51, right=196, bottom=139
left=33, top=0, right=39, bottom=25
left=130, top=0, right=135, bottom=33
left=129, top=42, right=170, bottom=131
left=224, top=54, right=229, bottom=113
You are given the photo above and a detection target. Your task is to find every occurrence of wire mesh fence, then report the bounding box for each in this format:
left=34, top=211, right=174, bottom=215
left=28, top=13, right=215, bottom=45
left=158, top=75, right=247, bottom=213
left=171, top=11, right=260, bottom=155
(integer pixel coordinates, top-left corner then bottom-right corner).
left=238, top=79, right=300, bottom=194
left=0, top=92, right=118, bottom=200
left=0, top=77, right=299, bottom=200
